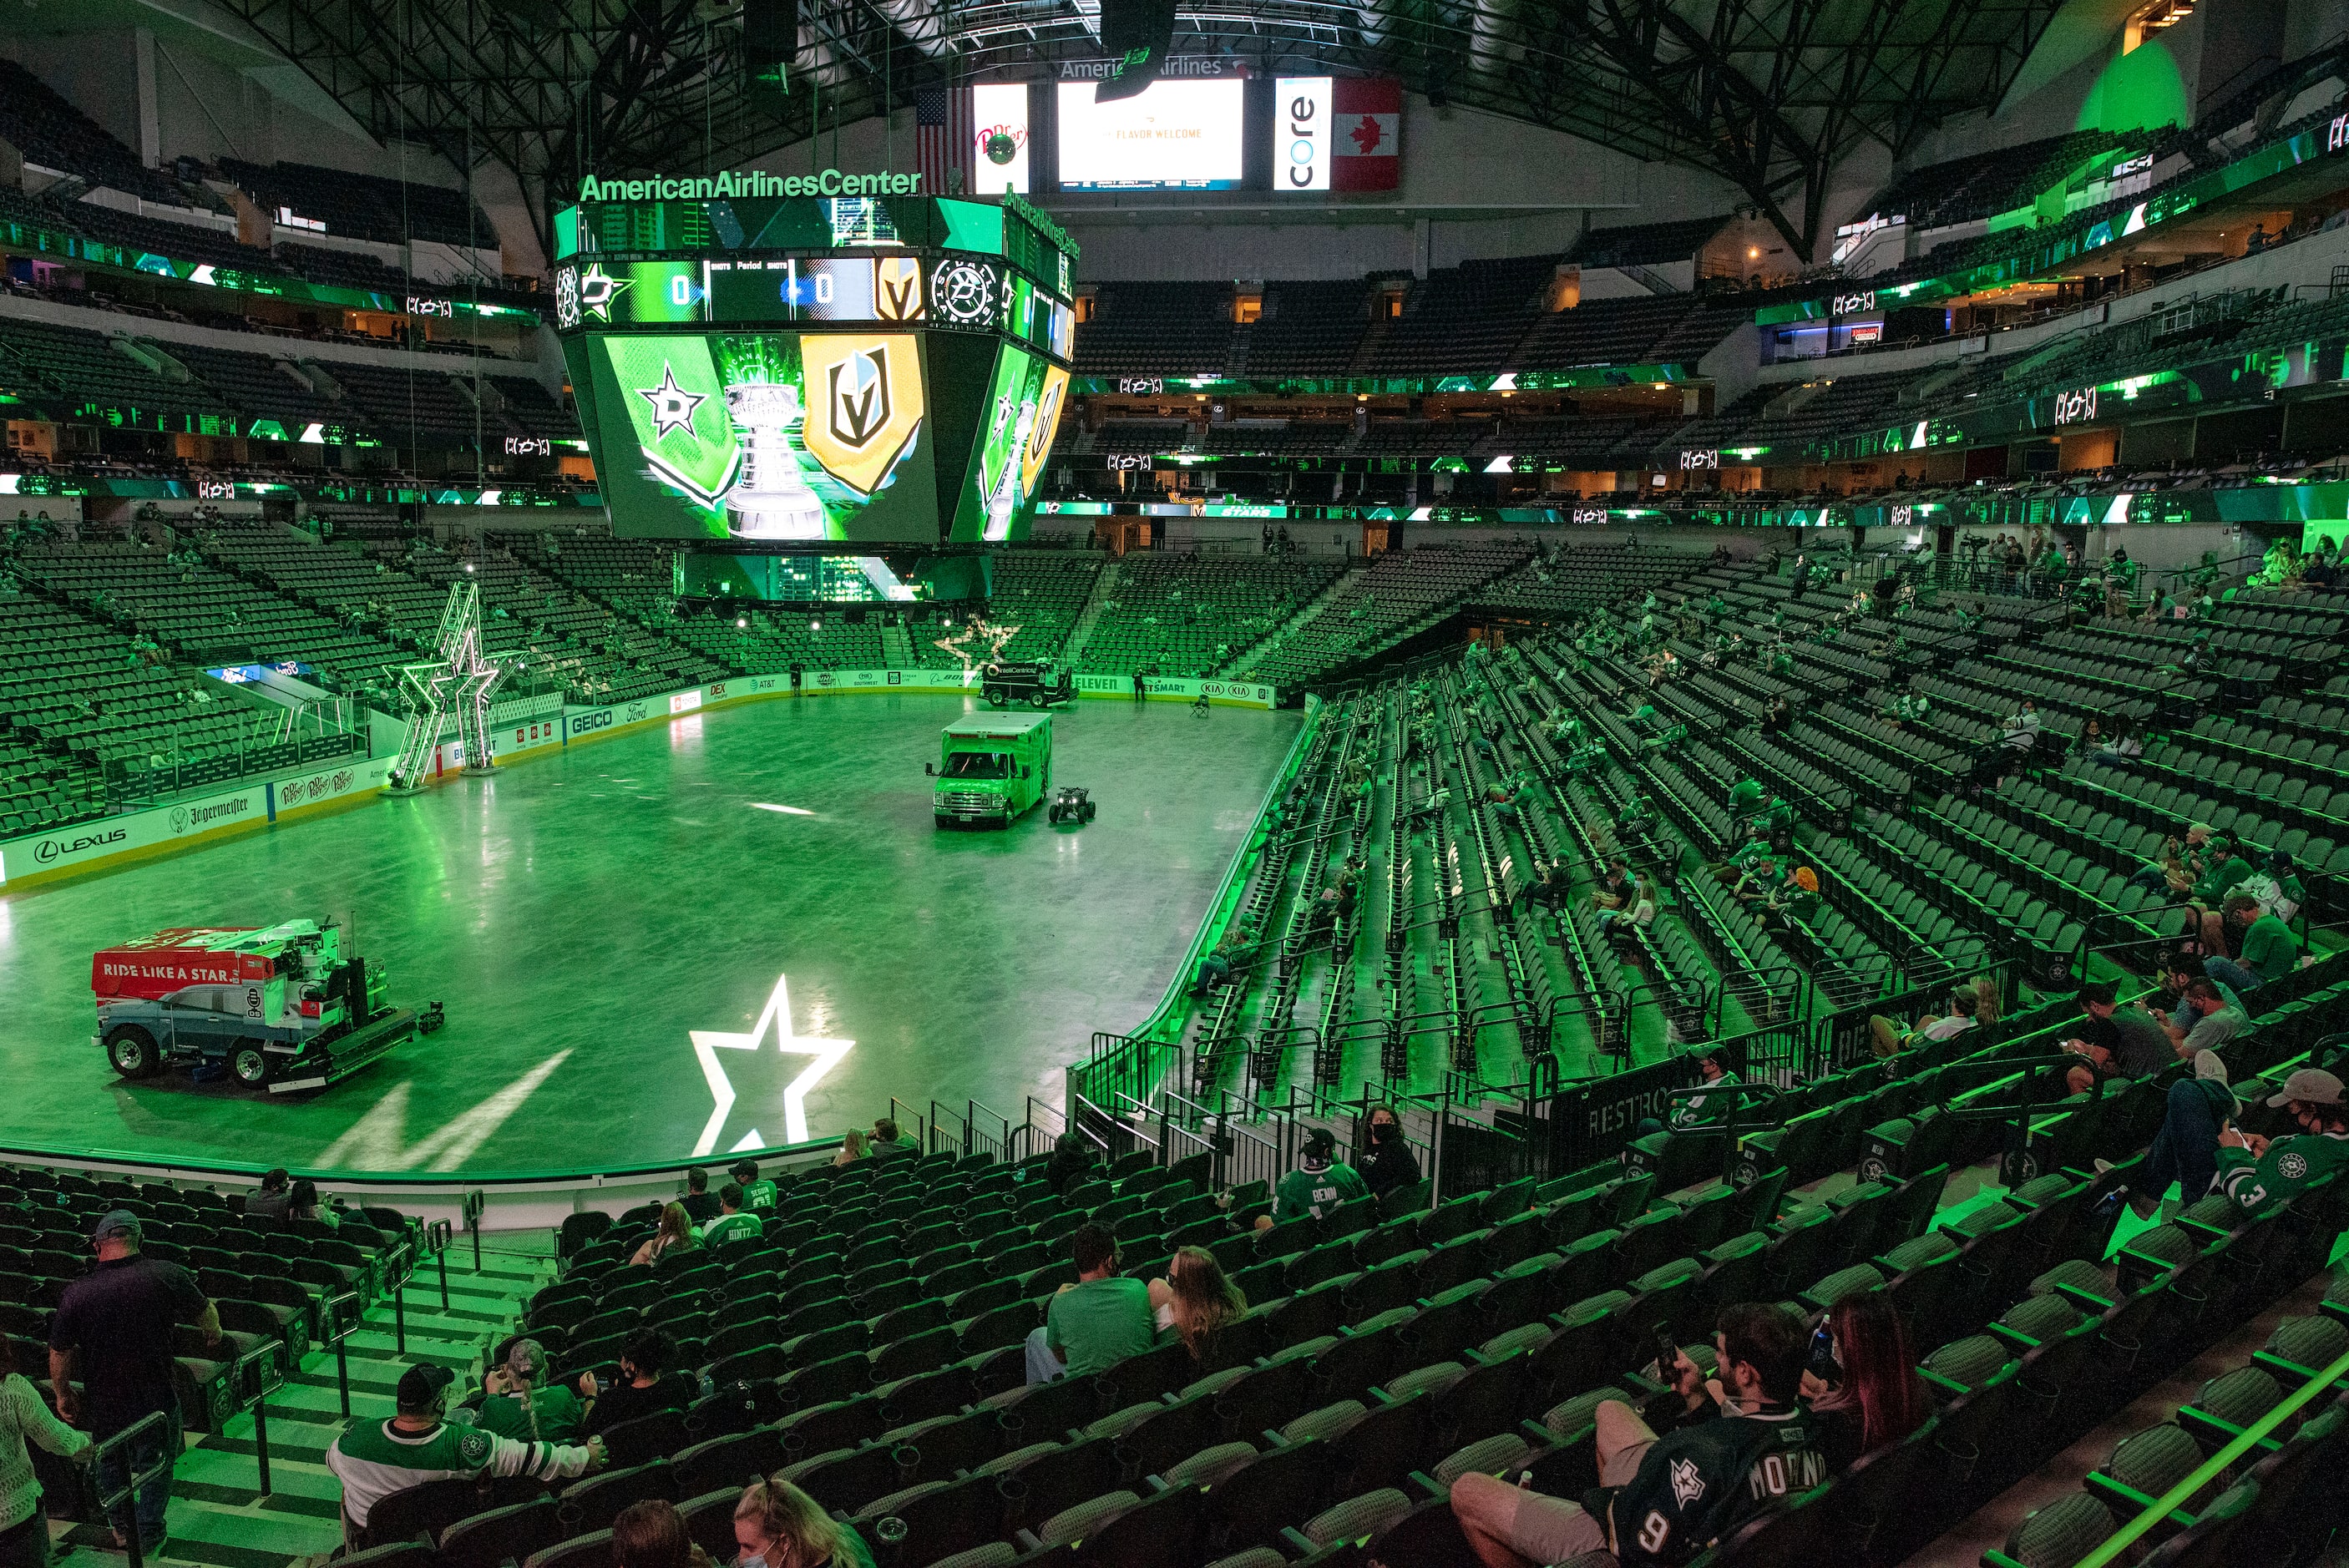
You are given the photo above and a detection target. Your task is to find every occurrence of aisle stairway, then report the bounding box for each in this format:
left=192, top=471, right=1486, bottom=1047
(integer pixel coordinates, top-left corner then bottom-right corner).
left=1061, top=559, right=1121, bottom=662
left=1226, top=566, right=1364, bottom=678
left=879, top=620, right=916, bottom=668
left=53, top=1235, right=555, bottom=1568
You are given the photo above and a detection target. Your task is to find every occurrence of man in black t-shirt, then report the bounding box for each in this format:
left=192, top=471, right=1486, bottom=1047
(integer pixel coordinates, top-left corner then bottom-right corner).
left=1451, top=1303, right=1825, bottom=1566
left=678, top=1167, right=721, bottom=1225
left=580, top=1328, right=689, bottom=1439
left=49, top=1211, right=220, bottom=1553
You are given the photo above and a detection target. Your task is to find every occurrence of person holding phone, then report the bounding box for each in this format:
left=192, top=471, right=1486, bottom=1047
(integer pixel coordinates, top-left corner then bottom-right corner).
left=2215, top=1069, right=2349, bottom=1218
left=1798, top=1292, right=1928, bottom=1471
left=1450, top=1303, right=1825, bottom=1567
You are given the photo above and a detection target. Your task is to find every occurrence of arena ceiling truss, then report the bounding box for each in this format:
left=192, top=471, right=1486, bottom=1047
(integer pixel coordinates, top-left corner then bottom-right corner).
left=210, top=0, right=2068, bottom=253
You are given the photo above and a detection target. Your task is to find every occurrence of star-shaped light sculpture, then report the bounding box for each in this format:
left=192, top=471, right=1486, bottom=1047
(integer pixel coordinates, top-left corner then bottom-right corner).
left=388, top=584, right=514, bottom=783
left=930, top=617, right=1022, bottom=677
left=691, top=972, right=854, bottom=1156
left=577, top=262, right=630, bottom=322
left=637, top=365, right=706, bottom=439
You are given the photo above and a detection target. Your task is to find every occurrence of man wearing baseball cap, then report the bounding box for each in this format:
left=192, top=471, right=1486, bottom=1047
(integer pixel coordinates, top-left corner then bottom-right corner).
left=1265, top=1126, right=1369, bottom=1227
left=48, top=1211, right=220, bottom=1555
left=327, top=1362, right=605, bottom=1543
left=2215, top=1069, right=2349, bottom=1219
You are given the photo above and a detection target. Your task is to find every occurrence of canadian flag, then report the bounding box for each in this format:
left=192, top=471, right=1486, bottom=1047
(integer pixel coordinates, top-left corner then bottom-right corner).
left=1331, top=78, right=1402, bottom=190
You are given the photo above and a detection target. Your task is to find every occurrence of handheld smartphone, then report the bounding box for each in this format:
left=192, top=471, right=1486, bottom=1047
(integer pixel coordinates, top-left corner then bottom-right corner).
left=1653, top=1322, right=1681, bottom=1376
left=1807, top=1322, right=1839, bottom=1384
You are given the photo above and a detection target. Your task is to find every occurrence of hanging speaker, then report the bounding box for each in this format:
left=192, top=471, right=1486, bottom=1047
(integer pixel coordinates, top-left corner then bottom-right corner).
left=1095, top=0, right=1176, bottom=101
left=742, top=0, right=796, bottom=95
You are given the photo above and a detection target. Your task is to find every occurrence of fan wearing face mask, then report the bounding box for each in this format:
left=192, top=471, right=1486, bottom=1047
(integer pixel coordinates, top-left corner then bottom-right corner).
left=1358, top=1105, right=1420, bottom=1199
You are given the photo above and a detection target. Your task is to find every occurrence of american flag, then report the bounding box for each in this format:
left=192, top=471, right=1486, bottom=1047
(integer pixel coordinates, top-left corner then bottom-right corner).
left=916, top=87, right=974, bottom=196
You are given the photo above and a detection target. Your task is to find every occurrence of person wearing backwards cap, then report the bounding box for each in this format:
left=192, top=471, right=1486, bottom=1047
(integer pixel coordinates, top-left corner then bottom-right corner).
left=327, top=1363, right=605, bottom=1543
left=1268, top=1127, right=1369, bottom=1227
left=48, top=1211, right=220, bottom=1555
left=2215, top=1069, right=2349, bottom=1219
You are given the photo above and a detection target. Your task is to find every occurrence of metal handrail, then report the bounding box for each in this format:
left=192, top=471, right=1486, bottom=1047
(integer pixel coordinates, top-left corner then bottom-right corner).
left=2073, top=1348, right=2349, bottom=1568
left=84, top=1408, right=176, bottom=1568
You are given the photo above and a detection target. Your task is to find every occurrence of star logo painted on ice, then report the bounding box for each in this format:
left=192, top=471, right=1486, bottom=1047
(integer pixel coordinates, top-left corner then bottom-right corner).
left=637, top=365, right=707, bottom=439
left=577, top=262, right=630, bottom=321
left=691, top=973, right=853, bottom=1156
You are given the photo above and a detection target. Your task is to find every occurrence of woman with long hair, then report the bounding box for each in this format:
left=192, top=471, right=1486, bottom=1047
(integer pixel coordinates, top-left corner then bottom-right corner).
left=612, top=1499, right=711, bottom=1568
left=1358, top=1105, right=1420, bottom=1199
left=1147, top=1247, right=1247, bottom=1362
left=1803, top=1290, right=1928, bottom=1470
left=833, top=1129, right=870, bottom=1168
left=733, top=1473, right=866, bottom=1568
left=630, top=1203, right=698, bottom=1268
left=0, top=1337, right=90, bottom=1567
left=1970, top=973, right=2002, bottom=1027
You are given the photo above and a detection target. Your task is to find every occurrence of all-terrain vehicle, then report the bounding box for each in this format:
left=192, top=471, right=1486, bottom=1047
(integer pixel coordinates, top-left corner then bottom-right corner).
left=1046, top=786, right=1096, bottom=826
left=94, top=921, right=428, bottom=1093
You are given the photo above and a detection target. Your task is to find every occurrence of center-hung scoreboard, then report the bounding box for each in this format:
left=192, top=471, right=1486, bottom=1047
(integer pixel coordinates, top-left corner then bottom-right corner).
left=554, top=185, right=1077, bottom=548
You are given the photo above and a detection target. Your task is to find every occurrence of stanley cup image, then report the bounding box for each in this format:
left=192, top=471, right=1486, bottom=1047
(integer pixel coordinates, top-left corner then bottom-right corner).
left=724, top=381, right=827, bottom=539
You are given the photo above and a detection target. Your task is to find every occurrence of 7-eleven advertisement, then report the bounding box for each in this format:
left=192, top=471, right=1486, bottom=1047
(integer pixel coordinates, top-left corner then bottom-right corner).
left=1331, top=78, right=1400, bottom=191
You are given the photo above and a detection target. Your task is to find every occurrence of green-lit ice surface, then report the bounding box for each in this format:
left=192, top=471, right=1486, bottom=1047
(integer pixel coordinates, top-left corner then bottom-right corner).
left=0, top=695, right=1299, bottom=1176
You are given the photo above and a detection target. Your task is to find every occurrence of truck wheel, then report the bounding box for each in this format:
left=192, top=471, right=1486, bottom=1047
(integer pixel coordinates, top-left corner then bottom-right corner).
left=105, top=1025, right=161, bottom=1080
left=935, top=813, right=954, bottom=828
left=230, top=1044, right=271, bottom=1087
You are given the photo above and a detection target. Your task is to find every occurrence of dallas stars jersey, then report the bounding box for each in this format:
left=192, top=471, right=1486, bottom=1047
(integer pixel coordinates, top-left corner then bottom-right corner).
left=327, top=1417, right=596, bottom=1527
left=1274, top=1161, right=1369, bottom=1222
left=1593, top=1403, right=1826, bottom=1566
left=2215, top=1129, right=2349, bottom=1218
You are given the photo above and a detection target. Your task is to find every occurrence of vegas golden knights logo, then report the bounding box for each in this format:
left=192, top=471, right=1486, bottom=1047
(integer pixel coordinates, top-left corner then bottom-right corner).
left=829, top=346, right=892, bottom=448
left=876, top=256, right=925, bottom=321
left=800, top=334, right=924, bottom=496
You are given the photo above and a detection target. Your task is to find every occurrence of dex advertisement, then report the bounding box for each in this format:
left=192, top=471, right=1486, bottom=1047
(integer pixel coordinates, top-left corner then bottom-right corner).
left=587, top=331, right=939, bottom=542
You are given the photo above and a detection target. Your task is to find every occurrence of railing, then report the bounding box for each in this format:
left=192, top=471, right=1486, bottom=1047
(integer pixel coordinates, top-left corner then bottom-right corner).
left=1814, top=957, right=2016, bottom=1073
left=921, top=1098, right=1013, bottom=1163
left=106, top=728, right=369, bottom=807
left=1068, top=694, right=1325, bottom=1114
left=84, top=1338, right=286, bottom=1568
left=2066, top=1353, right=2349, bottom=1568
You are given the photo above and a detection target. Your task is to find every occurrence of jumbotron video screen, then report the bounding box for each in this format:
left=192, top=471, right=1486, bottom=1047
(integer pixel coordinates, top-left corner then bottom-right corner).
left=555, top=193, right=1076, bottom=544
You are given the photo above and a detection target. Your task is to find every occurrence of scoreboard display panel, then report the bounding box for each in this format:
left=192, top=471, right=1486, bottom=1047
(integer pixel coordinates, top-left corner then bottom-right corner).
left=558, top=192, right=1074, bottom=544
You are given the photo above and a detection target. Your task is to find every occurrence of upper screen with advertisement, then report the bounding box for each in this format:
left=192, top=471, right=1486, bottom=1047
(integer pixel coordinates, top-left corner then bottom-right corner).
left=1056, top=79, right=1245, bottom=190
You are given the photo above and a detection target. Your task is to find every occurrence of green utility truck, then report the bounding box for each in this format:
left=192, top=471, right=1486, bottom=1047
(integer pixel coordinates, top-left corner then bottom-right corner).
left=930, top=711, right=1052, bottom=827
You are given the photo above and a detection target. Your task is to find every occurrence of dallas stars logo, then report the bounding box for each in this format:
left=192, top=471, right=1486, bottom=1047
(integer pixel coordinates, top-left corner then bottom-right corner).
left=577, top=262, right=630, bottom=322
left=637, top=365, right=707, bottom=438
left=931, top=616, right=1021, bottom=674
left=691, top=973, right=853, bottom=1155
